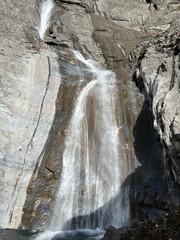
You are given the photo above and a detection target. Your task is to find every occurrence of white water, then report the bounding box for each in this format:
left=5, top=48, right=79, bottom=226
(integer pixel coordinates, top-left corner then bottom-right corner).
left=49, top=51, right=130, bottom=231
left=38, top=0, right=54, bottom=40
left=34, top=229, right=104, bottom=240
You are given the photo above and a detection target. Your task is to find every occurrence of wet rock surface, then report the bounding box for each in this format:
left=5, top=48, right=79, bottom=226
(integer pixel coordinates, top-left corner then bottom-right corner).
left=102, top=207, right=180, bottom=240
left=0, top=229, right=33, bottom=240
left=0, top=0, right=180, bottom=233
left=21, top=1, right=144, bottom=230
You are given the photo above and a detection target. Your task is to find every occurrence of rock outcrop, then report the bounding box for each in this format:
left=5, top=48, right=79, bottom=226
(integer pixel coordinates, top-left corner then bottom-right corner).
left=102, top=207, right=180, bottom=240
left=129, top=29, right=180, bottom=222
left=134, top=30, right=180, bottom=186
left=0, top=0, right=179, bottom=233
left=0, top=0, right=61, bottom=228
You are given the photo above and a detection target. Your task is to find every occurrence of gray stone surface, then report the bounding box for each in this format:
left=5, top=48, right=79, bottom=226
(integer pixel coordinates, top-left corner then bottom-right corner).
left=0, top=0, right=61, bottom=228
left=0, top=0, right=179, bottom=231
left=134, top=30, right=180, bottom=185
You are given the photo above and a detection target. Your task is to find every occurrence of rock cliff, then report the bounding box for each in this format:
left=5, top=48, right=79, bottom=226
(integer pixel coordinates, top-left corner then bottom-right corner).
left=0, top=0, right=179, bottom=233
left=0, top=0, right=61, bottom=228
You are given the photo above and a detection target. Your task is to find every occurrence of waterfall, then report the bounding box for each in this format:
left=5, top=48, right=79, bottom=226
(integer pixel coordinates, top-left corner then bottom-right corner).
left=49, top=51, right=130, bottom=231
left=38, top=0, right=54, bottom=40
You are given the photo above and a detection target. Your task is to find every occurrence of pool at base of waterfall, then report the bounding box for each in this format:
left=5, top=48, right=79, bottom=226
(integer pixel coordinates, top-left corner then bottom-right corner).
left=34, top=229, right=104, bottom=240
left=0, top=229, right=33, bottom=240
left=0, top=229, right=104, bottom=240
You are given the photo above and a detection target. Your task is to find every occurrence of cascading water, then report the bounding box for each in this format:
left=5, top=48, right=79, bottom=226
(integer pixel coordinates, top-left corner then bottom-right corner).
left=49, top=51, right=131, bottom=232
left=35, top=0, right=132, bottom=229
left=38, top=0, right=54, bottom=40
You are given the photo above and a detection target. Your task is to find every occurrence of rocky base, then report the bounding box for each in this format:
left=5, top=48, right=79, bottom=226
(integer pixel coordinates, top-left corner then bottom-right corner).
left=0, top=229, right=33, bottom=240
left=102, top=207, right=180, bottom=240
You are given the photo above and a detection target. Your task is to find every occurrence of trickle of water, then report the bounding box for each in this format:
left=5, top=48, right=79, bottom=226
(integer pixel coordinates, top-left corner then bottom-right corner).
left=38, top=0, right=54, bottom=40
left=50, top=51, right=131, bottom=231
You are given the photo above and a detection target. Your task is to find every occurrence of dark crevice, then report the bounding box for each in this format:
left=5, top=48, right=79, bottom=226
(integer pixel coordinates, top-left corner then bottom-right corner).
left=111, top=17, right=129, bottom=22
left=45, top=40, right=59, bottom=46
left=46, top=40, right=70, bottom=48
left=132, top=67, right=146, bottom=95
left=153, top=4, right=158, bottom=10
left=94, top=29, right=107, bottom=32
left=45, top=167, right=57, bottom=179
left=146, top=1, right=158, bottom=10
left=55, top=0, right=86, bottom=9
left=169, top=54, right=176, bottom=91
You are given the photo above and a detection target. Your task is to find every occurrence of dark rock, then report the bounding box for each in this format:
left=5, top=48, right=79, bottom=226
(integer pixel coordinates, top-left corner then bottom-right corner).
left=102, top=207, right=180, bottom=240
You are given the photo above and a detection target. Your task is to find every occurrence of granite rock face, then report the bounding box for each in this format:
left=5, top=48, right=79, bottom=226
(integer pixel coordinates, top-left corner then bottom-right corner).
left=0, top=0, right=180, bottom=231
left=129, top=28, right=180, bottom=222
left=134, top=30, right=180, bottom=186
left=0, top=0, right=61, bottom=228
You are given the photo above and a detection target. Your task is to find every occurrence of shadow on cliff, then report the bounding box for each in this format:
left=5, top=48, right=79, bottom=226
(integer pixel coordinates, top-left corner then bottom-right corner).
left=52, top=183, right=130, bottom=232
left=52, top=96, right=160, bottom=231
left=126, top=98, right=180, bottom=221
left=50, top=96, right=180, bottom=240
left=52, top=99, right=175, bottom=234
